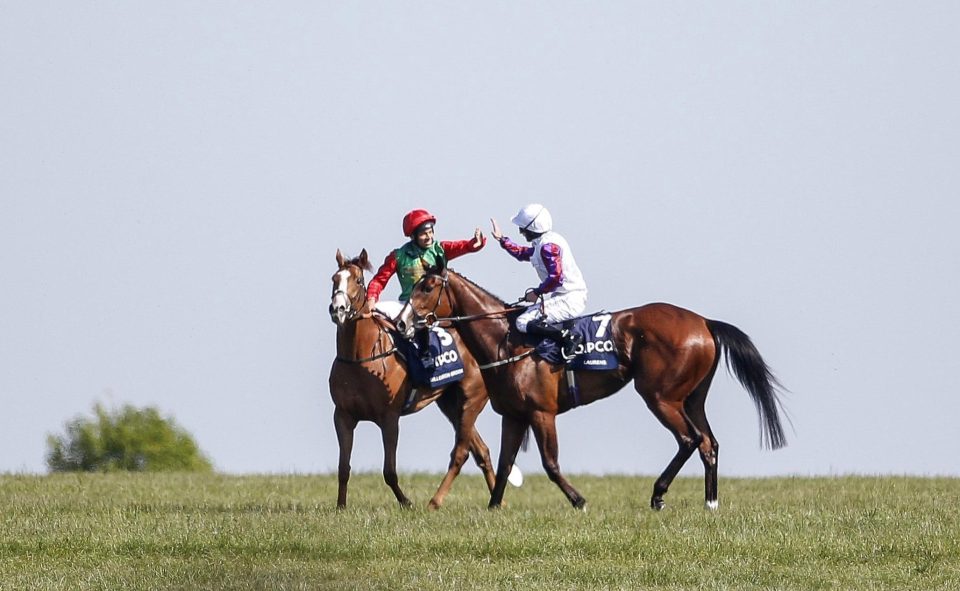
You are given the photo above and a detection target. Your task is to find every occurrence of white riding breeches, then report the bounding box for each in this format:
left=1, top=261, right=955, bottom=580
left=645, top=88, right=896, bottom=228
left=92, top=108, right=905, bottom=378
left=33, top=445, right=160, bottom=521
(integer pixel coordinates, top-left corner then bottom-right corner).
left=515, top=291, right=588, bottom=332
left=373, top=300, right=405, bottom=321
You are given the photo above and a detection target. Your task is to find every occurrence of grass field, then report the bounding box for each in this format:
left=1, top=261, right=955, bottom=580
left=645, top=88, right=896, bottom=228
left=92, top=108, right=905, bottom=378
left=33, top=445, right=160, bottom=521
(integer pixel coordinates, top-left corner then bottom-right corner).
left=1, top=472, right=958, bottom=590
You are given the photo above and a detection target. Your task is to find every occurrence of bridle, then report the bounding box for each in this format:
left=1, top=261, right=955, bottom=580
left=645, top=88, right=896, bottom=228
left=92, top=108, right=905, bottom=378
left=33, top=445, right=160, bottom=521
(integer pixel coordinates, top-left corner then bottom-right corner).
left=409, top=270, right=533, bottom=370
left=412, top=271, right=521, bottom=328
left=414, top=271, right=452, bottom=328
left=332, top=263, right=398, bottom=365
left=332, top=264, right=368, bottom=323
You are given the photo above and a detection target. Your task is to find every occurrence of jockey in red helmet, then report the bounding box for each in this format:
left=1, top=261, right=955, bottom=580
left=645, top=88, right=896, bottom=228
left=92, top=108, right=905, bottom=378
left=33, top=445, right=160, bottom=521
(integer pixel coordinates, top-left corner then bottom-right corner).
left=367, top=209, right=486, bottom=366
left=367, top=208, right=486, bottom=312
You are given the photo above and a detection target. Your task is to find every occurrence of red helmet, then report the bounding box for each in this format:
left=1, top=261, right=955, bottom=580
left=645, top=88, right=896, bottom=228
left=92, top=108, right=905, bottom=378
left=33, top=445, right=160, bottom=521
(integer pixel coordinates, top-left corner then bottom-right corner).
left=402, top=209, right=437, bottom=237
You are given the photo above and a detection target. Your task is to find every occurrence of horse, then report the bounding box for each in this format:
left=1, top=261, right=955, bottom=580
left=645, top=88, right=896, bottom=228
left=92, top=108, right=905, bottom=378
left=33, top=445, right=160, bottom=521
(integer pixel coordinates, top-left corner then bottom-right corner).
left=328, top=249, right=502, bottom=509
left=399, top=259, right=787, bottom=511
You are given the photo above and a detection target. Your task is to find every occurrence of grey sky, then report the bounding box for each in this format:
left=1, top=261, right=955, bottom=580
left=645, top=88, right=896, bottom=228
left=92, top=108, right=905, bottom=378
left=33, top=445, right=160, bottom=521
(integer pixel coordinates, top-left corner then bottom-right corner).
left=2, top=2, right=958, bottom=479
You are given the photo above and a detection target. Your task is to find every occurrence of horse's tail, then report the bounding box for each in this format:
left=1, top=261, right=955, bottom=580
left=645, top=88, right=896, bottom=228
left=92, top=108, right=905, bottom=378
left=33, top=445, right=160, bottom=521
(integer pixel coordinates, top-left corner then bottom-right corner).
left=707, top=319, right=788, bottom=450
left=520, top=427, right=531, bottom=452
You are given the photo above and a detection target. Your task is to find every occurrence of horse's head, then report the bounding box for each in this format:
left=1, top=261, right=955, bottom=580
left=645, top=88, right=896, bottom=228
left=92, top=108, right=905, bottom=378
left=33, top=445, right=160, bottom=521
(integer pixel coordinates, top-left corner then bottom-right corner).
left=329, top=249, right=371, bottom=326
left=397, top=258, right=452, bottom=339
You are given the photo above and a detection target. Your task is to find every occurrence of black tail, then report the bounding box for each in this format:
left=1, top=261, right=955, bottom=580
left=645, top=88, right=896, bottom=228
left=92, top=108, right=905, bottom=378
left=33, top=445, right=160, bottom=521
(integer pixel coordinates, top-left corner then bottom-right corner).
left=708, top=320, right=788, bottom=450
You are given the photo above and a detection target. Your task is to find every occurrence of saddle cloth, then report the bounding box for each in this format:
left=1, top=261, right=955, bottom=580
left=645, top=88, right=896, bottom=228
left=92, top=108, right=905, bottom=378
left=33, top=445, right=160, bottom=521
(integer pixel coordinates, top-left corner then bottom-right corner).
left=393, top=326, right=465, bottom=389
left=531, top=312, right=619, bottom=370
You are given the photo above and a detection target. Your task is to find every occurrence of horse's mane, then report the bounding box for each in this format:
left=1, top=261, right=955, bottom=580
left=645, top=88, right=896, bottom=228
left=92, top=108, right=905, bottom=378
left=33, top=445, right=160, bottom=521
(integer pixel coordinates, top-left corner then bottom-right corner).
left=442, top=266, right=510, bottom=309
left=347, top=254, right=372, bottom=272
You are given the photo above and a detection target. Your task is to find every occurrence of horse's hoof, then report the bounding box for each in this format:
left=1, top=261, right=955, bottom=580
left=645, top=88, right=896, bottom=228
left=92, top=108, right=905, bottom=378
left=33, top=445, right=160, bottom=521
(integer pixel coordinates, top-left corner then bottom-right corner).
left=427, top=500, right=442, bottom=511
left=705, top=500, right=719, bottom=511
left=650, top=498, right=665, bottom=511
left=573, top=498, right=587, bottom=511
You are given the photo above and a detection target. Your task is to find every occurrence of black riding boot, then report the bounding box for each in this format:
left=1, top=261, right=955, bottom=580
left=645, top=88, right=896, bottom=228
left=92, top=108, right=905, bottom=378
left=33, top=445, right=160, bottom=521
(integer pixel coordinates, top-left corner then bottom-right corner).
left=416, top=328, right=434, bottom=368
left=527, top=319, right=582, bottom=361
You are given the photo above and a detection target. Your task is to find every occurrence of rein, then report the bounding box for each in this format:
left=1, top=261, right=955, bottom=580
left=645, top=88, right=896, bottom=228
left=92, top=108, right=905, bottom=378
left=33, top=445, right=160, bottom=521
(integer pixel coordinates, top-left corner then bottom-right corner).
left=336, top=346, right=397, bottom=365
left=335, top=316, right=398, bottom=364
left=414, top=270, right=530, bottom=370
left=334, top=264, right=397, bottom=364
left=422, top=308, right=520, bottom=326
left=417, top=271, right=524, bottom=326
left=477, top=349, right=533, bottom=370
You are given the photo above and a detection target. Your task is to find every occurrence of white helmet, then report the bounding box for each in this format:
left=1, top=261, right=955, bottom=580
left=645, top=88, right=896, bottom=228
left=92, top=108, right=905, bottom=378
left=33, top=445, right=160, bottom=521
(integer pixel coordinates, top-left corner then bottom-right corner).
left=511, top=203, right=553, bottom=233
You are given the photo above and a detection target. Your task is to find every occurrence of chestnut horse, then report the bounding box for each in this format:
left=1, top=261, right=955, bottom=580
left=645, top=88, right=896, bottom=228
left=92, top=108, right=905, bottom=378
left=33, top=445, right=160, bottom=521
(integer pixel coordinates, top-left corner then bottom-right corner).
left=329, top=249, right=499, bottom=509
left=400, top=260, right=787, bottom=511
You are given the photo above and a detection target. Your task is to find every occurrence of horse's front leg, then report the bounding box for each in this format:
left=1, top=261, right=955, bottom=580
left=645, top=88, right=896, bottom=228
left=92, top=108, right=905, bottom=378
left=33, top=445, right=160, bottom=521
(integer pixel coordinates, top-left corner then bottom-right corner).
left=334, top=408, right=357, bottom=509
left=530, top=410, right=586, bottom=509
left=380, top=414, right=413, bottom=508
left=489, top=414, right=527, bottom=509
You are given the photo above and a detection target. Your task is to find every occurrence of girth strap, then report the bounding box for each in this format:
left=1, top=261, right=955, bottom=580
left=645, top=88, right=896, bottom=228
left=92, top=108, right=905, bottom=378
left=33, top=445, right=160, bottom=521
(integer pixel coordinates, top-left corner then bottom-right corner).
left=566, top=369, right=582, bottom=408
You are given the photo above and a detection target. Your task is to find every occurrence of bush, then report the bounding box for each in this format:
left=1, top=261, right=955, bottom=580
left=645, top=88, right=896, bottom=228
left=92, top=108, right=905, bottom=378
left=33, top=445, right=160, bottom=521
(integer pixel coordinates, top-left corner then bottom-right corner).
left=46, top=402, right=213, bottom=473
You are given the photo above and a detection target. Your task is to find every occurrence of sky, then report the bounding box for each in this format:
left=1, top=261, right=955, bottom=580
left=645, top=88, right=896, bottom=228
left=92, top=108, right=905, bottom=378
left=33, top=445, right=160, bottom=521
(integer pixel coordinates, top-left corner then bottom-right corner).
left=2, top=2, right=959, bottom=480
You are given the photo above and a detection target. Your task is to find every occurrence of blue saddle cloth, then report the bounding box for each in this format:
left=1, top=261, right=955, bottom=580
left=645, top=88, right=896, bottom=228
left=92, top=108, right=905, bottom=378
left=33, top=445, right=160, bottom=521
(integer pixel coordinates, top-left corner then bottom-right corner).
left=531, top=312, right=619, bottom=370
left=393, top=327, right=466, bottom=389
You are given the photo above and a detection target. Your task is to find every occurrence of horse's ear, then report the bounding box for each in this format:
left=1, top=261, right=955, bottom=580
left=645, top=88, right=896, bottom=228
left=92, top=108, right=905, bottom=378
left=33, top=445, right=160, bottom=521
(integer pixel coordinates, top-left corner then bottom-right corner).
left=358, top=248, right=368, bottom=268
left=336, top=249, right=345, bottom=267
left=436, top=257, right=447, bottom=273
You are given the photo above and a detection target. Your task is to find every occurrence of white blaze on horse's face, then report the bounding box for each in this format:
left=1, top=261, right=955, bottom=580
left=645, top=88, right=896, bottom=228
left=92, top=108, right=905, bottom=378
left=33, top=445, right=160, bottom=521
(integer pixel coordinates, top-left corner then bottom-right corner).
left=330, top=269, right=353, bottom=326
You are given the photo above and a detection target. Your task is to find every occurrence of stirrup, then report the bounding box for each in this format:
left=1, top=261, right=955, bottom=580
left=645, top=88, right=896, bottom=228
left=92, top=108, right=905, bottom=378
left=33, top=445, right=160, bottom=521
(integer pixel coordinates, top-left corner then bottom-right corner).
left=560, top=332, right=583, bottom=360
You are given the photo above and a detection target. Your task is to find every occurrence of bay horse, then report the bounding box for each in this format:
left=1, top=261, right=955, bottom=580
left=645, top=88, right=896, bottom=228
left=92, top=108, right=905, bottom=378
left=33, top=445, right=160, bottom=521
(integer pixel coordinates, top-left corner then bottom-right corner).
left=329, top=249, right=500, bottom=509
left=399, top=260, right=787, bottom=511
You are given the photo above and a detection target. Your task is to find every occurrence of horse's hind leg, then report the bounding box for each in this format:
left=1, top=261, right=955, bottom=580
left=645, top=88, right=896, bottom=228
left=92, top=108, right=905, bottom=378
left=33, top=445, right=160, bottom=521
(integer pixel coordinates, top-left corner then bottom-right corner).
left=489, top=414, right=527, bottom=509
left=530, top=410, right=586, bottom=509
left=683, top=368, right=720, bottom=509
left=380, top=414, right=413, bottom=508
left=334, top=408, right=357, bottom=509
left=458, top=390, right=497, bottom=493
left=427, top=388, right=490, bottom=510
left=646, top=399, right=702, bottom=511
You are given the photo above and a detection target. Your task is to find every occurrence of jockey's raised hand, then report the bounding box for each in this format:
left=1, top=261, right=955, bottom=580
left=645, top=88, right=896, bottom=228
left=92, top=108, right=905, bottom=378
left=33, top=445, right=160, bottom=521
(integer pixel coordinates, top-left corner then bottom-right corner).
left=472, top=227, right=484, bottom=249
left=490, top=218, right=503, bottom=241
left=367, top=208, right=487, bottom=307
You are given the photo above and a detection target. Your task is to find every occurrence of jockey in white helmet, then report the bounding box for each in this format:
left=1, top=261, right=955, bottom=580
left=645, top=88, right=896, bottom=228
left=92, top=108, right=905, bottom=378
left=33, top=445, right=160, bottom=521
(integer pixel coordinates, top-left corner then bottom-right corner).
left=490, top=204, right=587, bottom=360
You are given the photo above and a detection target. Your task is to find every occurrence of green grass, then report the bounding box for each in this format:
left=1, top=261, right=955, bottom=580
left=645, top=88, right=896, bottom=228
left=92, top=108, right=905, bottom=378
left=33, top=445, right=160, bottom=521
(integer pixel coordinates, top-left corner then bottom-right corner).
left=1, top=473, right=958, bottom=590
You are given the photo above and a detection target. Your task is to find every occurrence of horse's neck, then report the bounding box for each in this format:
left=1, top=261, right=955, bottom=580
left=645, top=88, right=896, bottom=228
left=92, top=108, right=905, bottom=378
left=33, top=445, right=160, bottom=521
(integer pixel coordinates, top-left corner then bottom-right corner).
left=336, top=317, right=386, bottom=356
left=448, top=274, right=511, bottom=358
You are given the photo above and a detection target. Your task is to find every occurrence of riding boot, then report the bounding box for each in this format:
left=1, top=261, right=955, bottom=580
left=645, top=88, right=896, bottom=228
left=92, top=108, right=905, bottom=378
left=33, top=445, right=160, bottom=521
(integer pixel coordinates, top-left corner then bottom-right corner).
left=562, top=331, right=584, bottom=360
left=416, top=328, right=434, bottom=368
left=527, top=320, right=582, bottom=361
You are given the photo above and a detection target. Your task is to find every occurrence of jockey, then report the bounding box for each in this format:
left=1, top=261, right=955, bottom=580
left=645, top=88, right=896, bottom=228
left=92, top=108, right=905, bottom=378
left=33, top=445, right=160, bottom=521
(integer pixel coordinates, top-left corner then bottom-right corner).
left=368, top=208, right=486, bottom=364
left=491, top=204, right=587, bottom=360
